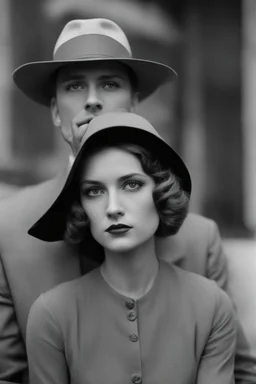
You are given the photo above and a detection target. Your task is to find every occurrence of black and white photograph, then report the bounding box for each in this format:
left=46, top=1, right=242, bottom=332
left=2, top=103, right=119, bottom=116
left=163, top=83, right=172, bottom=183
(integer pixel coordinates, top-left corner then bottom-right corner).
left=0, top=1, right=255, bottom=383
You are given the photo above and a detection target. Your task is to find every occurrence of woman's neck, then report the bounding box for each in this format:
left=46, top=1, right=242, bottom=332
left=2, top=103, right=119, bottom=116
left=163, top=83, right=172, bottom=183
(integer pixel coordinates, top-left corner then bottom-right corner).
left=100, top=237, right=159, bottom=300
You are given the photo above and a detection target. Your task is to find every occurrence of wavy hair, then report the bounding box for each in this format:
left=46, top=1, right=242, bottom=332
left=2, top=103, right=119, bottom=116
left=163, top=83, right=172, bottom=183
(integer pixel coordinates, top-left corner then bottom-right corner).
left=64, top=143, right=189, bottom=253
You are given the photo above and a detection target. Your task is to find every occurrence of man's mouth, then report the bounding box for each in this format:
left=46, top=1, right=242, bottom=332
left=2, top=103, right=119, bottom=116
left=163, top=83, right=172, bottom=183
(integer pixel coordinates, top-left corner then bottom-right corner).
left=105, top=224, right=132, bottom=234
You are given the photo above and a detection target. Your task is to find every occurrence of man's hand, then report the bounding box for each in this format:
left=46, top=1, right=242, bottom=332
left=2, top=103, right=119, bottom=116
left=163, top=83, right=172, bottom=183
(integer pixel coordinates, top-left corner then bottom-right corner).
left=71, top=117, right=92, bottom=155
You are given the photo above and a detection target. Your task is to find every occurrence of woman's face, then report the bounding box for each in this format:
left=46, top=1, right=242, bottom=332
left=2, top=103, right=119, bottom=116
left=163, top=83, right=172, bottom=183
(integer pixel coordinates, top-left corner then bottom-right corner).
left=80, top=147, right=159, bottom=253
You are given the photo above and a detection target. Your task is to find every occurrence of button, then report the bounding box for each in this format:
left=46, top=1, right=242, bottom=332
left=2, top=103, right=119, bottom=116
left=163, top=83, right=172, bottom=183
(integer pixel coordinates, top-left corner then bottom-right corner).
left=125, top=298, right=135, bottom=310
left=129, top=334, right=139, bottom=342
left=131, top=373, right=142, bottom=383
left=127, top=311, right=137, bottom=321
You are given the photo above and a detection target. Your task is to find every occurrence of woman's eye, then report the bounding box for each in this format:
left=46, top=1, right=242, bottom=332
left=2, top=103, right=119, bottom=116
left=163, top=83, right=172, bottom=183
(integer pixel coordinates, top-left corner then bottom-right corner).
left=123, top=181, right=143, bottom=191
left=85, top=188, right=103, bottom=197
left=66, top=82, right=84, bottom=91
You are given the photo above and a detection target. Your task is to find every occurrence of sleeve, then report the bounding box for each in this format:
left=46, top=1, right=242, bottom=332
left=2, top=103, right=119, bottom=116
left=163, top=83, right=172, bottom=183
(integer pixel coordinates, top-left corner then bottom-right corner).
left=207, top=221, right=256, bottom=383
left=197, top=288, right=237, bottom=384
left=234, top=320, right=256, bottom=383
left=206, top=220, right=228, bottom=291
left=26, top=295, right=69, bottom=384
left=0, top=256, right=28, bottom=384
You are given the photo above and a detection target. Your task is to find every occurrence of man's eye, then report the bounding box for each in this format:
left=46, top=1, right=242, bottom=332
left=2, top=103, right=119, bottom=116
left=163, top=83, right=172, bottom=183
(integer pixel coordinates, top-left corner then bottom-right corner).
left=102, top=82, right=119, bottom=90
left=123, top=181, right=143, bottom=191
left=66, top=82, right=84, bottom=91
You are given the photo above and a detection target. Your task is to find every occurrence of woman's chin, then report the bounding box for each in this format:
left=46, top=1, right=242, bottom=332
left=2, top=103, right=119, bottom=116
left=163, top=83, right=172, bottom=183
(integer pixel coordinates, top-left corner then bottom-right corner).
left=101, top=239, right=138, bottom=254
left=104, top=244, right=136, bottom=254
left=98, top=234, right=155, bottom=254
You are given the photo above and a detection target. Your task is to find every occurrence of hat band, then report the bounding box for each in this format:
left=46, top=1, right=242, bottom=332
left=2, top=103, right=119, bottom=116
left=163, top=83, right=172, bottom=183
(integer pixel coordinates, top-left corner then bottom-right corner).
left=54, top=34, right=131, bottom=61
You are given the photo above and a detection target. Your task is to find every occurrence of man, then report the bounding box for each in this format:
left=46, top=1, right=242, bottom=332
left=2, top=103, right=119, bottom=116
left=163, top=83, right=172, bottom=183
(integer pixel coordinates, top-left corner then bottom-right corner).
left=0, top=18, right=248, bottom=383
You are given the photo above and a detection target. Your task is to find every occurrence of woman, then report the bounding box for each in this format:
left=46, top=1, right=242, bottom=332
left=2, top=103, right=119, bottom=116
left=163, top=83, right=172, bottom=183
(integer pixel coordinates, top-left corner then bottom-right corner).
left=27, top=112, right=236, bottom=384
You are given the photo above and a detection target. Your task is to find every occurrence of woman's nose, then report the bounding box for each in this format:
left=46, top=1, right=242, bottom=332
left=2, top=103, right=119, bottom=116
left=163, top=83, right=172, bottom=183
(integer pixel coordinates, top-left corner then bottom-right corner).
left=106, top=193, right=125, bottom=219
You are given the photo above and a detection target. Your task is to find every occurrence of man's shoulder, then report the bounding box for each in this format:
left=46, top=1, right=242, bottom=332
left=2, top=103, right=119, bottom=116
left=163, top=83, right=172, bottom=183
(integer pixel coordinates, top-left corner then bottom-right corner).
left=0, top=175, right=62, bottom=231
left=156, top=213, right=222, bottom=274
left=183, top=212, right=215, bottom=232
left=0, top=178, right=55, bottom=205
left=177, top=212, right=219, bottom=247
left=170, top=212, right=217, bottom=250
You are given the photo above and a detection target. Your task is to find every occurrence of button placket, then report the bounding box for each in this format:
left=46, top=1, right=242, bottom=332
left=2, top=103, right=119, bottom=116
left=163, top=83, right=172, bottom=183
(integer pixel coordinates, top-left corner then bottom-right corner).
left=124, top=299, right=143, bottom=383
left=125, top=298, right=135, bottom=310
left=126, top=299, right=138, bottom=342
left=129, top=333, right=139, bottom=342
left=127, top=310, right=137, bottom=322
left=131, top=372, right=142, bottom=383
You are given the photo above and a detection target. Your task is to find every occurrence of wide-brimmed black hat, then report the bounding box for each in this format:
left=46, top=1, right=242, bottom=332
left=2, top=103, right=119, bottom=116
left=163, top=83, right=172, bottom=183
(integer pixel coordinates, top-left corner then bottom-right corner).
left=28, top=112, right=191, bottom=241
left=13, top=18, right=177, bottom=106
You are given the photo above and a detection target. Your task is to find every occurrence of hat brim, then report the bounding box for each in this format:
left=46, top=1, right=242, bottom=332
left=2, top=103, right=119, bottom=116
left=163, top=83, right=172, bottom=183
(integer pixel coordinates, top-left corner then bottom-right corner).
left=13, top=58, right=177, bottom=106
left=28, top=125, right=191, bottom=242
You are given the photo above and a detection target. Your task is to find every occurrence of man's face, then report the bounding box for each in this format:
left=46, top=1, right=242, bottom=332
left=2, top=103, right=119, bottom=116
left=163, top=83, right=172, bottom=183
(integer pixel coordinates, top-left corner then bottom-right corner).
left=51, top=61, right=138, bottom=154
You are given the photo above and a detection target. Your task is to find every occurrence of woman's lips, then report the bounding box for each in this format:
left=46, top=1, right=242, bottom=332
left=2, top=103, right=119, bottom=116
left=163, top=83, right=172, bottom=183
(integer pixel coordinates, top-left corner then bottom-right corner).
left=107, top=228, right=131, bottom=235
left=106, top=224, right=132, bottom=235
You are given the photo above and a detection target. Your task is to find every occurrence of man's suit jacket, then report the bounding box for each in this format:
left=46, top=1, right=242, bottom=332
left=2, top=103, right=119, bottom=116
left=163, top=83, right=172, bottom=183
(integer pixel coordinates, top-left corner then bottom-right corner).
left=0, top=167, right=228, bottom=383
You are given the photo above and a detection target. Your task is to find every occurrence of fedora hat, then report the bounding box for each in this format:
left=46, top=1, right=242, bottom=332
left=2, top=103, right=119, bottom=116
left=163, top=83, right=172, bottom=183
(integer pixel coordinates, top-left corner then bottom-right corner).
left=13, top=18, right=177, bottom=106
left=28, top=111, right=191, bottom=241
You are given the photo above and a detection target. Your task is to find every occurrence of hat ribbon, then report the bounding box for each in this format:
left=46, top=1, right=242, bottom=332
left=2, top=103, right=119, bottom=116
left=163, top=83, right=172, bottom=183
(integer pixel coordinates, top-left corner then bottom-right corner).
left=54, top=34, right=131, bottom=61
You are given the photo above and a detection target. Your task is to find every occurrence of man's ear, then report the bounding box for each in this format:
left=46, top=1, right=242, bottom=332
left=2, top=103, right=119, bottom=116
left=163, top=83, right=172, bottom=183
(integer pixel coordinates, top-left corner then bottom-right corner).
left=51, top=98, right=61, bottom=127
left=130, top=92, right=139, bottom=112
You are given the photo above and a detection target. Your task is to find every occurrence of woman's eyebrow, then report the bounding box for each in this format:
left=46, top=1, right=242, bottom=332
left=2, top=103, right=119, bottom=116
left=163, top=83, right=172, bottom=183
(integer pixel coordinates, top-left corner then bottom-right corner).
left=80, top=180, right=103, bottom=186
left=118, top=173, right=146, bottom=182
left=80, top=173, right=146, bottom=186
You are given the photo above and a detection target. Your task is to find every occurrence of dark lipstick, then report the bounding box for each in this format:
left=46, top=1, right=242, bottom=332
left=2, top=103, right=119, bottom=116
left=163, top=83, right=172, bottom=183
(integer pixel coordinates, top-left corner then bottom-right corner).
left=106, top=224, right=132, bottom=234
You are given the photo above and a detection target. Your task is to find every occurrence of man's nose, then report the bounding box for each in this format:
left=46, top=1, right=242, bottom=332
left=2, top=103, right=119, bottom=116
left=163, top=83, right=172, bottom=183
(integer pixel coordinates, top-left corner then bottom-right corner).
left=84, top=87, right=103, bottom=112
left=106, top=192, right=125, bottom=219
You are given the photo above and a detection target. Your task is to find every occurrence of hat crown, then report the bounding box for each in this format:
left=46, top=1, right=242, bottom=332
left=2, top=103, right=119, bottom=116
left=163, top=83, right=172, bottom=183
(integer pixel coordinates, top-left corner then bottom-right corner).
left=81, top=112, right=163, bottom=148
left=53, top=18, right=132, bottom=57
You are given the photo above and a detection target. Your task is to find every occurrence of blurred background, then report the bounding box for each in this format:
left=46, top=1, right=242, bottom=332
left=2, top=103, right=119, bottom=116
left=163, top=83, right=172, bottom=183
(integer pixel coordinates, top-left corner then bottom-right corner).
left=0, top=0, right=255, bottom=243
